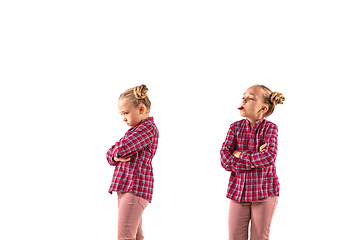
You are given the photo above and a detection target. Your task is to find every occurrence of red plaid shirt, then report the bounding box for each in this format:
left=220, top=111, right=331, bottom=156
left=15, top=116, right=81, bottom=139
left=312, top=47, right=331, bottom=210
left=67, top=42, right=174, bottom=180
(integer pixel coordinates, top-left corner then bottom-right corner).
left=107, top=117, right=159, bottom=203
left=220, top=118, right=280, bottom=202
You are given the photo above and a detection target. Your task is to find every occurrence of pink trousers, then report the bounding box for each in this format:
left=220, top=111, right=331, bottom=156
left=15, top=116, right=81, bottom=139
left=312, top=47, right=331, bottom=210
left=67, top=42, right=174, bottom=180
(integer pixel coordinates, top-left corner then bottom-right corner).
left=228, top=195, right=278, bottom=240
left=117, top=192, right=149, bottom=240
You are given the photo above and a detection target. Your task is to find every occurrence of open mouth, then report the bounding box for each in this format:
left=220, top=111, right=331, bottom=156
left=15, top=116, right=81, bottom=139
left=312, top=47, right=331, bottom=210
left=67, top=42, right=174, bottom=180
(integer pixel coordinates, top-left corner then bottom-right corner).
left=238, top=106, right=244, bottom=110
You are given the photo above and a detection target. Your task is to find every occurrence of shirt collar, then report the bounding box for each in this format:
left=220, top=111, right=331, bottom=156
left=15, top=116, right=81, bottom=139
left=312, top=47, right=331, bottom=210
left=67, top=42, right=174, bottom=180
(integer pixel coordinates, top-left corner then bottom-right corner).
left=139, top=116, right=153, bottom=125
left=246, top=118, right=265, bottom=129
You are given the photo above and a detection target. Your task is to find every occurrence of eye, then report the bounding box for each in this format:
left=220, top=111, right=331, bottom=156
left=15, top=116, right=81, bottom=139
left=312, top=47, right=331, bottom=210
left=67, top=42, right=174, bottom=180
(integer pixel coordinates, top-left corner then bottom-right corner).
left=242, top=97, right=254, bottom=101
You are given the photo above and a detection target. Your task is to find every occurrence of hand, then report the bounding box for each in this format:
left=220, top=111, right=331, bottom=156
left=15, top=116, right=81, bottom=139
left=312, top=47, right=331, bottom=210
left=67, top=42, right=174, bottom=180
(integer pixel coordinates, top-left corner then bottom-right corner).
left=232, top=150, right=241, bottom=158
left=250, top=143, right=267, bottom=169
left=114, top=157, right=131, bottom=162
left=233, top=150, right=255, bottom=168
left=259, top=143, right=267, bottom=152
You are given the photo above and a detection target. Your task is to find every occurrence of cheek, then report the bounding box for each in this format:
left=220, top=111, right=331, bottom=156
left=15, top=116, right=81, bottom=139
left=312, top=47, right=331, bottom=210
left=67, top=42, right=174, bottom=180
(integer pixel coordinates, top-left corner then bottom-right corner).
left=129, top=113, right=140, bottom=122
left=248, top=104, right=258, bottom=113
left=129, top=115, right=135, bottom=122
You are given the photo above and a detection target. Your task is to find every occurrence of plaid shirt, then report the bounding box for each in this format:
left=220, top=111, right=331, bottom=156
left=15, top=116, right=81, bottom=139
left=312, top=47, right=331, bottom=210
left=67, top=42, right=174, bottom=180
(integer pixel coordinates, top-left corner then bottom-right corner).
left=220, top=118, right=280, bottom=202
left=107, top=117, right=159, bottom=203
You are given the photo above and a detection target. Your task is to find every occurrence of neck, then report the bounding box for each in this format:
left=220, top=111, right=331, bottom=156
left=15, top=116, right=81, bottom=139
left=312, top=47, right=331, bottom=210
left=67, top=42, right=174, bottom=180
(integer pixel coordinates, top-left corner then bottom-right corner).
left=142, top=114, right=150, bottom=120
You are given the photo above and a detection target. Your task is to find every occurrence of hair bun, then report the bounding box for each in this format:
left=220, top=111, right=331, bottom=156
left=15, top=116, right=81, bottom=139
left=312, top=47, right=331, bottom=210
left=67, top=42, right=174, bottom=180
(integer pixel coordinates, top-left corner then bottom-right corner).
left=133, top=84, right=148, bottom=100
left=270, top=92, right=285, bottom=106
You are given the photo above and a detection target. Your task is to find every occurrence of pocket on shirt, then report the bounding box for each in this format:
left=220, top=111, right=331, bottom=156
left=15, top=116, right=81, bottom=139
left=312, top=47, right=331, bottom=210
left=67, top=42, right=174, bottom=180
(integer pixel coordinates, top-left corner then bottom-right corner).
left=138, top=196, right=149, bottom=209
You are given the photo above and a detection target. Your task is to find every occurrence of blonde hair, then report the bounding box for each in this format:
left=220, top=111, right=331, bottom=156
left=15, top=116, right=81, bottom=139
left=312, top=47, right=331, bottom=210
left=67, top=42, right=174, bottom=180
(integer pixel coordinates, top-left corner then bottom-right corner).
left=255, top=85, right=285, bottom=118
left=119, top=84, right=151, bottom=112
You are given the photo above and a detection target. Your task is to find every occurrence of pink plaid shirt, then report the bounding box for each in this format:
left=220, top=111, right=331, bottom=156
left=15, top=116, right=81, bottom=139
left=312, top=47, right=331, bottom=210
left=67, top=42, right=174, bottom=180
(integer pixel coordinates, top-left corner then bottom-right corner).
left=220, top=118, right=280, bottom=202
left=107, top=117, right=159, bottom=203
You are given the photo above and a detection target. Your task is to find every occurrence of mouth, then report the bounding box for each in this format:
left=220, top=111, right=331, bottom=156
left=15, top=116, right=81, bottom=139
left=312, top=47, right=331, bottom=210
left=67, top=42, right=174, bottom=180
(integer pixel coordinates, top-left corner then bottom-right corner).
left=238, top=106, right=244, bottom=110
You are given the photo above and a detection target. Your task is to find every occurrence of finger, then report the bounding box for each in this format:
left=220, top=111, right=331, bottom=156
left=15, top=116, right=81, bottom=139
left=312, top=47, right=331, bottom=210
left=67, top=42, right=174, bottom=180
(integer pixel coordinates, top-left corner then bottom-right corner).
left=260, top=143, right=267, bottom=151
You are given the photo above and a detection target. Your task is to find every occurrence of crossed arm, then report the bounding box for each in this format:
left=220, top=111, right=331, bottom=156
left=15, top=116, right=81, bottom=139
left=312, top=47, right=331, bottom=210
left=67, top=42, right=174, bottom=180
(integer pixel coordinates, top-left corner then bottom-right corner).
left=116, top=142, right=267, bottom=164
left=232, top=143, right=267, bottom=168
left=107, top=124, right=154, bottom=164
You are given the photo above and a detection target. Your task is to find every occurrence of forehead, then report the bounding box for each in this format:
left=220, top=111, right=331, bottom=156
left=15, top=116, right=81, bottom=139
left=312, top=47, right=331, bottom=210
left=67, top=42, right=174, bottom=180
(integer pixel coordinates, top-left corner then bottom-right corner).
left=118, top=98, right=134, bottom=111
left=244, top=86, right=264, bottom=96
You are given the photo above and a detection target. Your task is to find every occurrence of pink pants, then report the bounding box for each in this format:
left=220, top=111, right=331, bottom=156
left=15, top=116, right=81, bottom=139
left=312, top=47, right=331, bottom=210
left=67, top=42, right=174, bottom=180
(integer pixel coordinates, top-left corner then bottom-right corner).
left=229, top=195, right=278, bottom=240
left=117, top=192, right=149, bottom=240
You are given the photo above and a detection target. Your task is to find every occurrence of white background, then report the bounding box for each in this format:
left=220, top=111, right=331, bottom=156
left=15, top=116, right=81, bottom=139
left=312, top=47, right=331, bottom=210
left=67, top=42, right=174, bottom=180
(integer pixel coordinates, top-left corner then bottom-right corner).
left=1, top=1, right=359, bottom=239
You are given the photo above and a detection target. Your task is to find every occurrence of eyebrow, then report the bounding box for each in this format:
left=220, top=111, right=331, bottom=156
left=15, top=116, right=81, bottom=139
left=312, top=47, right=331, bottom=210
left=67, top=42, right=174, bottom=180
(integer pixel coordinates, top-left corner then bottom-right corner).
left=243, top=93, right=256, bottom=96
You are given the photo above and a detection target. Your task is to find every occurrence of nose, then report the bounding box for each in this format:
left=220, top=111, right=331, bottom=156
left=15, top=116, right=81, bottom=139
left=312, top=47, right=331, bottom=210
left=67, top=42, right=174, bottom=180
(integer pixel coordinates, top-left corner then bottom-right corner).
left=242, top=98, right=247, bottom=104
left=123, top=116, right=127, bottom=122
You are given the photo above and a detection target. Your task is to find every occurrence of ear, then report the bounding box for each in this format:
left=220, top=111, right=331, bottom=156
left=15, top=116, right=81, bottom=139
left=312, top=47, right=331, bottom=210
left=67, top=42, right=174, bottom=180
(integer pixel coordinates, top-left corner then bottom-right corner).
left=139, top=105, right=145, bottom=114
left=262, top=105, right=268, bottom=112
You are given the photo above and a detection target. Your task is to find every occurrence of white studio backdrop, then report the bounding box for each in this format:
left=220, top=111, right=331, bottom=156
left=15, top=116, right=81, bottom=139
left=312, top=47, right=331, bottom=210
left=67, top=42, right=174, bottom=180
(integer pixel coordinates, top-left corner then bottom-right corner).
left=0, top=1, right=359, bottom=239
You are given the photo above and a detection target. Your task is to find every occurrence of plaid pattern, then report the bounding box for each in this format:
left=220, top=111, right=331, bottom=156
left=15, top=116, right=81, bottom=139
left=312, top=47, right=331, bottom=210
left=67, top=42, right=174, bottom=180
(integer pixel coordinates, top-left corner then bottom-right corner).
left=107, top=117, right=159, bottom=203
left=220, top=118, right=280, bottom=202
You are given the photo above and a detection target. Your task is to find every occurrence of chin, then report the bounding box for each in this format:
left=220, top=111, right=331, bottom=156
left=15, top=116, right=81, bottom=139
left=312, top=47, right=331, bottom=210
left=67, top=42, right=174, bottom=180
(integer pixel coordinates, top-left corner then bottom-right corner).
left=128, top=122, right=139, bottom=128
